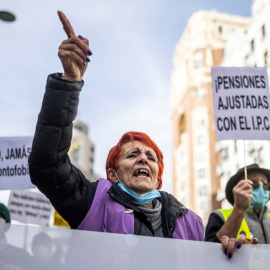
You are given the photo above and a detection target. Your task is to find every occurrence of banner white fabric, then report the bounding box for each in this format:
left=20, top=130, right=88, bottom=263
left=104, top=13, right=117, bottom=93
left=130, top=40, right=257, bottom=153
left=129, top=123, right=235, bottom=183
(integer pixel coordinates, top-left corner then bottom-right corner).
left=2, top=224, right=270, bottom=269
left=211, top=67, right=270, bottom=140
left=8, top=190, right=52, bottom=226
left=0, top=136, right=34, bottom=190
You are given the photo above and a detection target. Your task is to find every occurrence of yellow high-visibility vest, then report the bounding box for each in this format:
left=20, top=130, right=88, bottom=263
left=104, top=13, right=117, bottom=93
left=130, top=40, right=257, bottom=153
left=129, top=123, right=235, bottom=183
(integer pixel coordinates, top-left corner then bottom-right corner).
left=218, top=208, right=251, bottom=242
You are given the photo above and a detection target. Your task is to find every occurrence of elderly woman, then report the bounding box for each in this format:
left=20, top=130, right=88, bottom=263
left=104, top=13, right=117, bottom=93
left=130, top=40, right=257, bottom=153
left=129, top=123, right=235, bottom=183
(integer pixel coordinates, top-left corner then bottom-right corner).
left=29, top=12, right=246, bottom=257
left=29, top=11, right=202, bottom=240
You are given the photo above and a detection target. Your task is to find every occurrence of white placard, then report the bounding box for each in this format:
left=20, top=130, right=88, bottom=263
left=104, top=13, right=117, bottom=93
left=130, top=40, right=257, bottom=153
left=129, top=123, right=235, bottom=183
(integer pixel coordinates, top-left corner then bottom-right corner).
left=8, top=190, right=52, bottom=226
left=0, top=136, right=35, bottom=190
left=211, top=67, right=270, bottom=140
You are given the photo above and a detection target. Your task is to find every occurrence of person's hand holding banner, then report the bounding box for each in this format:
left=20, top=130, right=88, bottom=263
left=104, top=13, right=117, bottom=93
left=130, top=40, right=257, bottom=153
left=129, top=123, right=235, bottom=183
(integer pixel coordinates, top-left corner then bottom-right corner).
left=57, top=11, right=92, bottom=82
left=221, top=232, right=258, bottom=259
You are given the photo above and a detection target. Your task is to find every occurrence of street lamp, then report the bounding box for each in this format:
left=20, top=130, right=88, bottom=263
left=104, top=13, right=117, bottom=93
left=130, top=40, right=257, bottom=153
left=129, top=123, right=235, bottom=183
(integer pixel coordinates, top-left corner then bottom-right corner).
left=0, top=11, right=16, bottom=22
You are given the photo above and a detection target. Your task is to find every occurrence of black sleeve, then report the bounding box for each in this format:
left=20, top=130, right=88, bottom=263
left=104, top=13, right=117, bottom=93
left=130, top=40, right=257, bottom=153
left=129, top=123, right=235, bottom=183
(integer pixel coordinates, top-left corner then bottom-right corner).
left=204, top=212, right=225, bottom=243
left=29, top=73, right=97, bottom=229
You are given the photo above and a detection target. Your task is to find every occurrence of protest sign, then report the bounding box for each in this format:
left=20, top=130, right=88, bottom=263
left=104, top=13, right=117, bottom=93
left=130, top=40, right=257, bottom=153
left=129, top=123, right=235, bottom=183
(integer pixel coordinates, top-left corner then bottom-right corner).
left=211, top=67, right=270, bottom=140
left=8, top=190, right=52, bottom=226
left=0, top=136, right=34, bottom=190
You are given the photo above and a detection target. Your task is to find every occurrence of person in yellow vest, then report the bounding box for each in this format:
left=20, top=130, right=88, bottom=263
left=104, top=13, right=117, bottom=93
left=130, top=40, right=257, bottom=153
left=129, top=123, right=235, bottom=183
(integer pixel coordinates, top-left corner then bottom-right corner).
left=205, top=164, right=270, bottom=251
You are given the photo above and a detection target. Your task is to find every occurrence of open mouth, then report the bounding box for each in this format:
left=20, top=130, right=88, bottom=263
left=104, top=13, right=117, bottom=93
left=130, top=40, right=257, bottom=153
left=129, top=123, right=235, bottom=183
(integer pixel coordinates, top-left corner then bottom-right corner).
left=134, top=168, right=150, bottom=178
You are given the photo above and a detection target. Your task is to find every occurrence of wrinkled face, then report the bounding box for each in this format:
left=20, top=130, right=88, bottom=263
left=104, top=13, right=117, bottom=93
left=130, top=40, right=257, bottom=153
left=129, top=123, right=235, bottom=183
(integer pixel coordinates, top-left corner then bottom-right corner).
left=247, top=171, right=268, bottom=187
left=116, top=141, right=159, bottom=194
left=240, top=171, right=268, bottom=189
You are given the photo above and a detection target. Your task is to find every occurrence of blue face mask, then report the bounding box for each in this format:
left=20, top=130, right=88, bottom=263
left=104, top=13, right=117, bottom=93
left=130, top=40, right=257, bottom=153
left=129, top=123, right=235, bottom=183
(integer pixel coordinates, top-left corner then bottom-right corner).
left=251, top=182, right=270, bottom=210
left=118, top=182, right=160, bottom=204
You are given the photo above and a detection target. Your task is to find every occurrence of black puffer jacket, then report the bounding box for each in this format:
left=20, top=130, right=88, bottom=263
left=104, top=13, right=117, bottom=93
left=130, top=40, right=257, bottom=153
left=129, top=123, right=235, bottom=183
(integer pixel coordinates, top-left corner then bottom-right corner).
left=29, top=73, right=188, bottom=236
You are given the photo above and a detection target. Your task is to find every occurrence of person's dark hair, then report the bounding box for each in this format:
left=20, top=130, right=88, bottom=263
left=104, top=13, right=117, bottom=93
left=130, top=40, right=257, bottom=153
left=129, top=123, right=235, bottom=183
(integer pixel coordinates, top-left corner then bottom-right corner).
left=0, top=203, right=11, bottom=223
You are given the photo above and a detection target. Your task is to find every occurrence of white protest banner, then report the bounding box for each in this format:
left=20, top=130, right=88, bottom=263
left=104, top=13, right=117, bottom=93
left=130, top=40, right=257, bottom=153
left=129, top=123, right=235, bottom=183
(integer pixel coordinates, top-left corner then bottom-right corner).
left=8, top=190, right=52, bottom=226
left=211, top=67, right=270, bottom=140
left=4, top=224, right=270, bottom=269
left=0, top=136, right=35, bottom=190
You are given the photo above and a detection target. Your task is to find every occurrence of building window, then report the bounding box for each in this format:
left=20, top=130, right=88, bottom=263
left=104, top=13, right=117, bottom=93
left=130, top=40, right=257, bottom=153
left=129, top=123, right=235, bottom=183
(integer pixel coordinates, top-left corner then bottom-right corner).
left=198, top=169, right=206, bottom=178
left=244, top=54, right=249, bottom=66
left=179, top=114, right=186, bottom=144
left=197, top=152, right=206, bottom=161
left=221, top=147, right=228, bottom=161
left=197, top=135, right=205, bottom=145
left=264, top=51, right=268, bottom=66
left=181, top=182, right=185, bottom=190
left=194, top=118, right=205, bottom=128
left=251, top=39, right=254, bottom=52
left=194, top=49, right=204, bottom=68
left=255, top=147, right=263, bottom=164
left=199, top=202, right=209, bottom=211
left=195, top=87, right=205, bottom=98
left=199, top=186, right=207, bottom=196
left=218, top=26, right=222, bottom=34
left=249, top=148, right=255, bottom=156
left=234, top=140, right=237, bottom=153
left=262, top=24, right=265, bottom=39
left=74, top=124, right=83, bottom=131
left=70, top=148, right=80, bottom=164
left=179, top=114, right=186, bottom=134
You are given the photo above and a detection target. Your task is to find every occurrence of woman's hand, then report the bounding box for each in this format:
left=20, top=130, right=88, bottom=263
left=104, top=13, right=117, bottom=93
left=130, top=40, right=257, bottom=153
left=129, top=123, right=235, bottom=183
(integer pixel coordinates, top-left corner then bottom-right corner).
left=57, top=11, right=92, bottom=81
left=221, top=233, right=258, bottom=259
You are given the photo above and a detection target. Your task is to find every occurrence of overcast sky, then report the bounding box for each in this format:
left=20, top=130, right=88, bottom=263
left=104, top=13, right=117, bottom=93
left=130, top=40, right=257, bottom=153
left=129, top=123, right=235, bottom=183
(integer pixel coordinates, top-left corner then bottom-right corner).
left=0, top=0, right=253, bottom=194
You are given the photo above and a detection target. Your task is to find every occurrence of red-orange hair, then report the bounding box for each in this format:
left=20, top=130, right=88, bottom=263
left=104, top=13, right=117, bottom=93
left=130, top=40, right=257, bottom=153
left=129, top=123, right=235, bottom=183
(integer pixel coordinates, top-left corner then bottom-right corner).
left=106, top=131, right=164, bottom=189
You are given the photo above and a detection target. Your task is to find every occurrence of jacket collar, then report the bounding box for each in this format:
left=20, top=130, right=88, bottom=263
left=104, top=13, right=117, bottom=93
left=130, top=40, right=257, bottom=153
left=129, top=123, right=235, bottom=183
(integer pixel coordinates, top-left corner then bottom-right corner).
left=159, top=191, right=188, bottom=218
left=108, top=183, right=188, bottom=217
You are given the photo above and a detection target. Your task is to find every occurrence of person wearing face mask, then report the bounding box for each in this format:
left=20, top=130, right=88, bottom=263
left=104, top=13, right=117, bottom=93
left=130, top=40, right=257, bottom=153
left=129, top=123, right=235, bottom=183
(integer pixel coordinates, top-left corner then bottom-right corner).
left=205, top=164, right=270, bottom=245
left=28, top=11, right=204, bottom=241
left=28, top=11, right=248, bottom=260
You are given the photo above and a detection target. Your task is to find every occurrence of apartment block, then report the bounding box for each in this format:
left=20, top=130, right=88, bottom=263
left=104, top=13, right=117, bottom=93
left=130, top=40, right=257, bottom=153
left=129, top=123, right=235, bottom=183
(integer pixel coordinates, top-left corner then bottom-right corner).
left=171, top=10, right=250, bottom=224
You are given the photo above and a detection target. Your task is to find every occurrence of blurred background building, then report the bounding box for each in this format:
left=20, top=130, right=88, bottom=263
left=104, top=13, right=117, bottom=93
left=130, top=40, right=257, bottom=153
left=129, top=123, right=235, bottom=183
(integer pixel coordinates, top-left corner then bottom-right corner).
left=217, top=0, right=270, bottom=209
left=171, top=10, right=250, bottom=225
left=68, top=119, right=99, bottom=182
left=171, top=0, right=270, bottom=226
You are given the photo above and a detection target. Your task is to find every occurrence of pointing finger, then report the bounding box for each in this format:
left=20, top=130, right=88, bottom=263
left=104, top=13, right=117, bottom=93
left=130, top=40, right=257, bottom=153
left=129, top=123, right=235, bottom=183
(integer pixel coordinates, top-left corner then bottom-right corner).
left=58, top=11, right=76, bottom=38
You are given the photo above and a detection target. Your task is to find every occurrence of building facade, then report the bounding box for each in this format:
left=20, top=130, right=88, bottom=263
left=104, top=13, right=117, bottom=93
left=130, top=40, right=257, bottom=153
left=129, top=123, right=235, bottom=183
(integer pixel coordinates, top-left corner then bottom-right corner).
left=171, top=10, right=250, bottom=225
left=68, top=119, right=99, bottom=182
left=217, top=0, right=270, bottom=209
